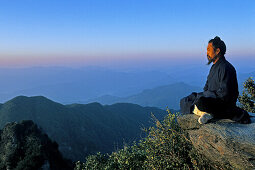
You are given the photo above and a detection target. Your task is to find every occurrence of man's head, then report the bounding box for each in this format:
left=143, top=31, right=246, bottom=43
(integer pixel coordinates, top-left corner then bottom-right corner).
left=207, top=36, right=226, bottom=65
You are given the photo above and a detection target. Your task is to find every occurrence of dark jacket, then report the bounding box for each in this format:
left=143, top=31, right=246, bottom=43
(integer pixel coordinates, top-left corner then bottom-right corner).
left=203, top=56, right=239, bottom=105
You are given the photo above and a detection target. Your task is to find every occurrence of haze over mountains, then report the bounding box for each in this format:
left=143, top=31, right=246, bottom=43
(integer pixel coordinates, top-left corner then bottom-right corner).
left=0, top=66, right=175, bottom=104
left=87, top=82, right=201, bottom=110
left=0, top=64, right=253, bottom=109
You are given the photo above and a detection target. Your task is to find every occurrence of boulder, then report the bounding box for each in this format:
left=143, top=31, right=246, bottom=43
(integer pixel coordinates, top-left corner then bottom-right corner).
left=178, top=113, right=255, bottom=170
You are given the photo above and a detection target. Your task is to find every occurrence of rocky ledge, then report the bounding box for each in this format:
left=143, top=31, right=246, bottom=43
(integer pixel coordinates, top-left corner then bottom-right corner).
left=178, top=113, right=255, bottom=170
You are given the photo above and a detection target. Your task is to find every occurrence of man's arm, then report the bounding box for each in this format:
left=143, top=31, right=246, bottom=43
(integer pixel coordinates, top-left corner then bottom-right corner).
left=203, top=80, right=208, bottom=91
left=215, top=66, right=237, bottom=103
left=203, top=79, right=218, bottom=98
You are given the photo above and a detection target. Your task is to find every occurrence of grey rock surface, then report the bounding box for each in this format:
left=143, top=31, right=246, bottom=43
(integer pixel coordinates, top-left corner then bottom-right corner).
left=178, top=113, right=255, bottom=170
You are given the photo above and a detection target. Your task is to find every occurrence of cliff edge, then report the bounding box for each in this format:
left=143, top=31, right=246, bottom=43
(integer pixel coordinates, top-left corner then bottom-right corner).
left=178, top=113, right=255, bottom=169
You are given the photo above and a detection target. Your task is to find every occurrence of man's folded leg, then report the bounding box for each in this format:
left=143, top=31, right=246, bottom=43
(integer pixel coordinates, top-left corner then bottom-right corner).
left=194, top=96, right=226, bottom=118
left=193, top=104, right=213, bottom=124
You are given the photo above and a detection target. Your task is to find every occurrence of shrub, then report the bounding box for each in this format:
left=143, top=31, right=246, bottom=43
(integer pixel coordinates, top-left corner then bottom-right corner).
left=75, top=144, right=146, bottom=170
left=140, top=111, right=210, bottom=169
left=75, top=109, right=211, bottom=169
left=238, top=77, right=255, bottom=113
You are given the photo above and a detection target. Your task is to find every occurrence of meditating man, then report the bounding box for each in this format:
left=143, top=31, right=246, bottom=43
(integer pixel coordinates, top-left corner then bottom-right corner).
left=180, top=36, right=251, bottom=124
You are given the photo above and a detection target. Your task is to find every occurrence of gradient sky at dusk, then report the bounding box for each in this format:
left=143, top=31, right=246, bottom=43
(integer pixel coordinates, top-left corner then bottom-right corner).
left=0, top=0, right=254, bottom=67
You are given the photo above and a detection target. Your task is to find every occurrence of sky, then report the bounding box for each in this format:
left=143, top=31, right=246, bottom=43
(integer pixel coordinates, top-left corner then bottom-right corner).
left=0, top=0, right=254, bottom=68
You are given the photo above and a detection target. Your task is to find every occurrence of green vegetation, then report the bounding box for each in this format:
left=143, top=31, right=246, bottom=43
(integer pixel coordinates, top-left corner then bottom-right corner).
left=75, top=110, right=211, bottom=170
left=0, top=120, right=73, bottom=170
left=238, top=77, right=255, bottom=113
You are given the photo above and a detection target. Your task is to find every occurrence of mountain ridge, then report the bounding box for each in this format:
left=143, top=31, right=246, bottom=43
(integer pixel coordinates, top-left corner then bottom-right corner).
left=87, top=82, right=201, bottom=110
left=0, top=95, right=168, bottom=161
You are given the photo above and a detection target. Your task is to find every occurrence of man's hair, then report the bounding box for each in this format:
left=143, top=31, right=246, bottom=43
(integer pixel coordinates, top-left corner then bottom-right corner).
left=208, top=36, right=226, bottom=56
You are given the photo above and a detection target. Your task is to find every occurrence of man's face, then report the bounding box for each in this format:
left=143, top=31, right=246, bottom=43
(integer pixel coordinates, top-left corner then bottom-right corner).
left=207, top=43, right=220, bottom=65
left=207, top=42, right=219, bottom=65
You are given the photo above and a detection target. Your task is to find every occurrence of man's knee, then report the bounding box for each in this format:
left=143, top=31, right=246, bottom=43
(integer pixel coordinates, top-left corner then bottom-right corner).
left=195, top=97, right=226, bottom=114
left=195, top=97, right=214, bottom=112
left=180, top=93, right=197, bottom=114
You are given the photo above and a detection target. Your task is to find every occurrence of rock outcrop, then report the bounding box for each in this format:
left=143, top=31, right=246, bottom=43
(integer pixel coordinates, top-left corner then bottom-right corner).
left=178, top=113, right=255, bottom=170
left=0, top=120, right=73, bottom=170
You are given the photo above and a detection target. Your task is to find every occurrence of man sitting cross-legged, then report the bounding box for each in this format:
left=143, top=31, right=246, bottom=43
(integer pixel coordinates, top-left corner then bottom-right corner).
left=180, top=36, right=251, bottom=124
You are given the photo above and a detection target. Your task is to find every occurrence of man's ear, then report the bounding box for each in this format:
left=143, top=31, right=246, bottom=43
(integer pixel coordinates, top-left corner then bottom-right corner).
left=216, top=48, right=220, bottom=55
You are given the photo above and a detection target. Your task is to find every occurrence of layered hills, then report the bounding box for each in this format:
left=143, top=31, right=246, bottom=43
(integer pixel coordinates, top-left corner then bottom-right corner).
left=87, top=82, right=201, bottom=110
left=0, top=96, right=167, bottom=161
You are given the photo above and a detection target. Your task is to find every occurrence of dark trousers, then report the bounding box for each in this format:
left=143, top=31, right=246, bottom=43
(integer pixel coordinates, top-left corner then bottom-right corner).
left=194, top=96, right=251, bottom=123
left=194, top=96, right=235, bottom=119
left=180, top=93, right=251, bottom=124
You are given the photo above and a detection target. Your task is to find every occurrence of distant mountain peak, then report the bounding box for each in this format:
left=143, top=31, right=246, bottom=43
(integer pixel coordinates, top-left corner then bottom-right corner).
left=6, top=95, right=59, bottom=105
left=87, top=82, right=201, bottom=110
left=8, top=95, right=49, bottom=101
left=84, top=102, right=104, bottom=108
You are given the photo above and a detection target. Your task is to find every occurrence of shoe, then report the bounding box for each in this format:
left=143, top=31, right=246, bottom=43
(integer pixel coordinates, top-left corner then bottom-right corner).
left=198, top=113, right=213, bottom=124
